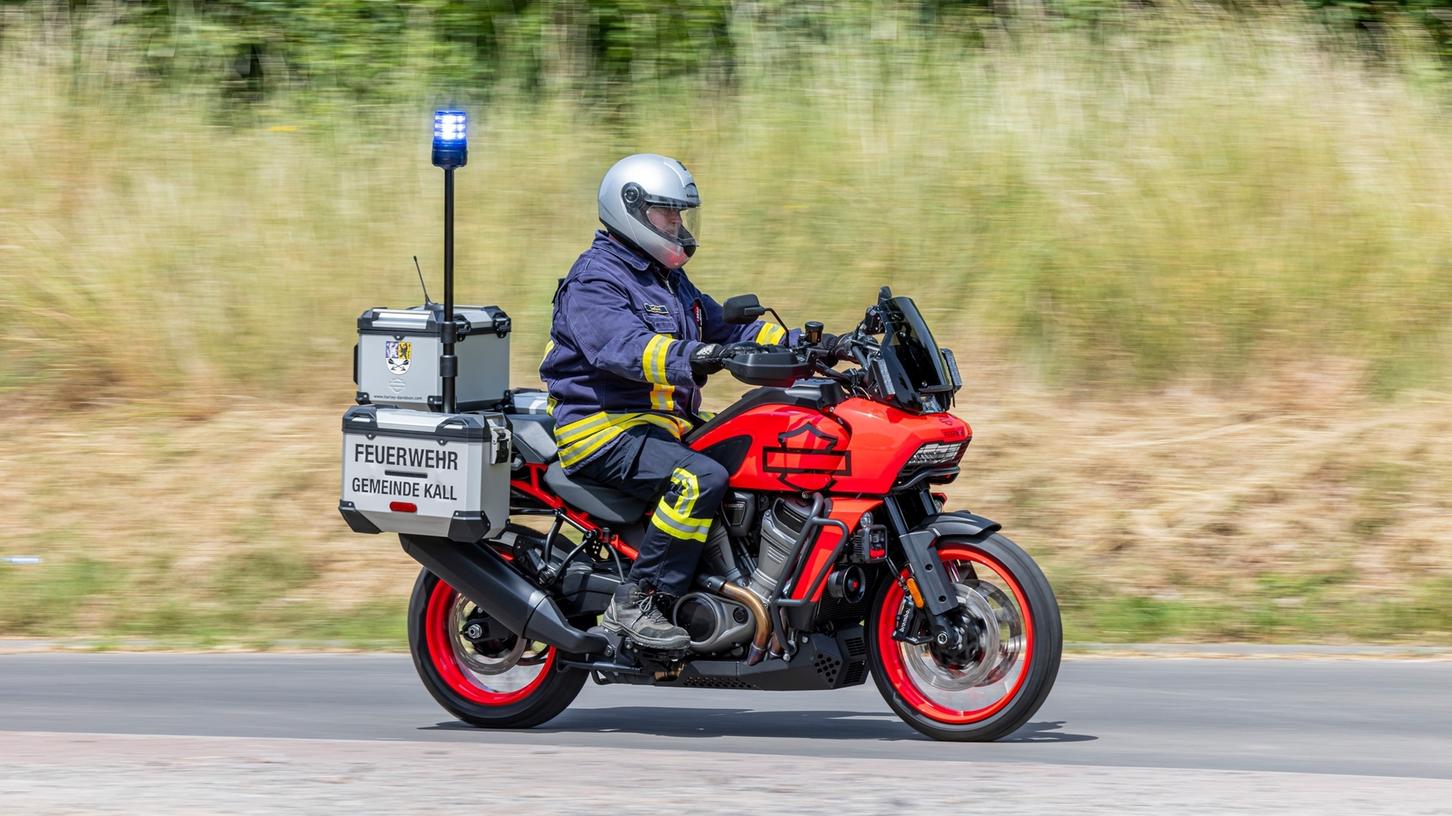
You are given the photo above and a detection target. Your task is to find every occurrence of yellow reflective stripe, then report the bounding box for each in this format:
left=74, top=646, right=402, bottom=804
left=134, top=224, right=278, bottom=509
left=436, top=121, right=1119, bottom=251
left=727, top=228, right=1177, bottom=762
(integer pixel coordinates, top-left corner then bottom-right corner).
left=555, top=412, right=612, bottom=445
left=651, top=509, right=711, bottom=542
left=636, top=413, right=690, bottom=437
left=649, top=383, right=674, bottom=412
left=556, top=412, right=606, bottom=441
left=558, top=425, right=628, bottom=469
left=754, top=324, right=787, bottom=346
left=668, top=467, right=701, bottom=519
left=641, top=335, right=662, bottom=383
left=554, top=412, right=691, bottom=469
left=655, top=336, right=675, bottom=383
left=655, top=500, right=710, bottom=534
left=642, top=334, right=674, bottom=386
left=560, top=412, right=683, bottom=443
left=652, top=466, right=711, bottom=541
left=546, top=396, right=557, bottom=416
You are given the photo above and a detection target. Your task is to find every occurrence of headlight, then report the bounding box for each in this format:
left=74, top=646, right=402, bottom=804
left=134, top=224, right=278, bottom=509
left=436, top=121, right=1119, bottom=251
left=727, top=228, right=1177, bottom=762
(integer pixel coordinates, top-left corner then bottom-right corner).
left=905, top=441, right=965, bottom=467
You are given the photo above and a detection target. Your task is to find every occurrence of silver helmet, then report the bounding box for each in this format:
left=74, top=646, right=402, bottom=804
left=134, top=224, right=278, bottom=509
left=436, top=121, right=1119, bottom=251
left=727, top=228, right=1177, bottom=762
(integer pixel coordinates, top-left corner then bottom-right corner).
left=598, top=153, right=701, bottom=269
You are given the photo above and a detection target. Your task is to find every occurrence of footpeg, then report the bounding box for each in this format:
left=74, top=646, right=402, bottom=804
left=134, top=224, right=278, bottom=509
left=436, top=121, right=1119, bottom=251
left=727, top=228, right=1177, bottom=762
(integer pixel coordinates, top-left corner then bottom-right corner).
left=586, top=625, right=622, bottom=659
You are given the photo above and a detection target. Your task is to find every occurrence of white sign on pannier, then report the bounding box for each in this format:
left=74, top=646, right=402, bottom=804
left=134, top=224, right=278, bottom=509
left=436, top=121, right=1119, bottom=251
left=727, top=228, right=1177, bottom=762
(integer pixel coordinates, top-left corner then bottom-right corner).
left=339, top=405, right=511, bottom=542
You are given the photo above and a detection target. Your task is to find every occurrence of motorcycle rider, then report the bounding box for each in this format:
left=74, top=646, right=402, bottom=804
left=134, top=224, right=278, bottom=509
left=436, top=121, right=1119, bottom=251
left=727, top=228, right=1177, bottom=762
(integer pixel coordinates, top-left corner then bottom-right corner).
left=540, top=154, right=797, bottom=650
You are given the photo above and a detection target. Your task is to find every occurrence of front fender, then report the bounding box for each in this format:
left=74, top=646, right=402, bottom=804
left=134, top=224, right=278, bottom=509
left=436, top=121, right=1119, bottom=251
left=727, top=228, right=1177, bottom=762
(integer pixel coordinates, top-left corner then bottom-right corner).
left=918, top=511, right=1002, bottom=540
left=896, top=511, right=1002, bottom=616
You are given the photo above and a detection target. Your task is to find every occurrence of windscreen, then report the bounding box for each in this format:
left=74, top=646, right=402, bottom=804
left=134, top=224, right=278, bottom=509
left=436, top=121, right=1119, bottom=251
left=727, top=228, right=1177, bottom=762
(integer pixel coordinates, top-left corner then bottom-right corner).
left=880, top=296, right=954, bottom=404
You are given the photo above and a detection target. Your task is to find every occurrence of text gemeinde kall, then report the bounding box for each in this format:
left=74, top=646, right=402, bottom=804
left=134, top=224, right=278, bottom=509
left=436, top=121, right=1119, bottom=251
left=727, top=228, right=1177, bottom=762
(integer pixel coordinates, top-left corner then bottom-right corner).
left=349, top=443, right=460, bottom=501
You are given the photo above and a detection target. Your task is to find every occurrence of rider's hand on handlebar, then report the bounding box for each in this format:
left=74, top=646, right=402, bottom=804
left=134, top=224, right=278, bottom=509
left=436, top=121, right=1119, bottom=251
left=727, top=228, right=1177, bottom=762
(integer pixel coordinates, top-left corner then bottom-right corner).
left=816, top=332, right=851, bottom=365
left=689, top=341, right=771, bottom=376
left=688, top=343, right=728, bottom=375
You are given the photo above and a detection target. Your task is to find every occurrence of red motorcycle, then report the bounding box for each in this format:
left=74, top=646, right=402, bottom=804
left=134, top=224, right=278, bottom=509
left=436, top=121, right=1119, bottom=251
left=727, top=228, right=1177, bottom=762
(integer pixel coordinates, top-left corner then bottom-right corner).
left=401, top=287, right=1061, bottom=742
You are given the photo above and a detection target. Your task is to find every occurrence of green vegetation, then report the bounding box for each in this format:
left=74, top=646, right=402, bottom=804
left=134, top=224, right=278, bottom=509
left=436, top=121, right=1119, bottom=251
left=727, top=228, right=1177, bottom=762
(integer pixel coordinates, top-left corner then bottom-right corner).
left=14, top=1, right=1452, bottom=98
left=4, top=6, right=1452, bottom=407
left=2, top=393, right=1450, bottom=648
left=0, top=551, right=406, bottom=649
left=3, top=554, right=1448, bottom=649
left=1058, top=574, right=1452, bottom=643
left=3, top=4, right=1452, bottom=646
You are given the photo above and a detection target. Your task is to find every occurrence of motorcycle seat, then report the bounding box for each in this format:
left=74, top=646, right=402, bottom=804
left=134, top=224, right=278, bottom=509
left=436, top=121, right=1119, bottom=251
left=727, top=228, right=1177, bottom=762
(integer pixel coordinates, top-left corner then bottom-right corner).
left=542, top=462, right=650, bottom=526
left=507, top=414, right=558, bottom=463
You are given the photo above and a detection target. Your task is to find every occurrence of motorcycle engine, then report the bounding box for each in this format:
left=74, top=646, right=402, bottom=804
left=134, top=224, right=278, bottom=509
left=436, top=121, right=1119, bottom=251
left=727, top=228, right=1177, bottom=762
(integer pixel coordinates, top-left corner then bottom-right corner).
left=746, top=496, right=813, bottom=602
left=681, top=494, right=813, bottom=654
left=672, top=592, right=755, bottom=654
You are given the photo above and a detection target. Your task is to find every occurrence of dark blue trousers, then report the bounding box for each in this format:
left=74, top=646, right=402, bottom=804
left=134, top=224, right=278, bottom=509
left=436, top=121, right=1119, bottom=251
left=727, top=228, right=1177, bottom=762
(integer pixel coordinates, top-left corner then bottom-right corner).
left=569, top=425, right=729, bottom=596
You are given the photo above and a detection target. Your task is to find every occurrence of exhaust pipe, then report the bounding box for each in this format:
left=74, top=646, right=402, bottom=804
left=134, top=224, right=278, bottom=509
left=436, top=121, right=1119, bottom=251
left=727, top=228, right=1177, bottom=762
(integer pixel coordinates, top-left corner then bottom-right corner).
left=699, top=575, right=771, bottom=666
left=400, top=534, right=609, bottom=656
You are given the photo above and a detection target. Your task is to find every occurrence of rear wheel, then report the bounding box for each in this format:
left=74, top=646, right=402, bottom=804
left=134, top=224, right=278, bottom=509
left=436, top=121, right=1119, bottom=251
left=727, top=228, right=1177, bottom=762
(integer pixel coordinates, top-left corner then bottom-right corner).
left=408, top=568, right=587, bottom=728
left=868, top=533, right=1062, bottom=741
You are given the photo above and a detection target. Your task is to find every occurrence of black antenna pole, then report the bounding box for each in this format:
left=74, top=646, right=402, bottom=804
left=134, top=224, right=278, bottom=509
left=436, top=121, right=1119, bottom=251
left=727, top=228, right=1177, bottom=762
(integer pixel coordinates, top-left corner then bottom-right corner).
left=431, top=109, right=467, bottom=415
left=442, top=167, right=456, bottom=414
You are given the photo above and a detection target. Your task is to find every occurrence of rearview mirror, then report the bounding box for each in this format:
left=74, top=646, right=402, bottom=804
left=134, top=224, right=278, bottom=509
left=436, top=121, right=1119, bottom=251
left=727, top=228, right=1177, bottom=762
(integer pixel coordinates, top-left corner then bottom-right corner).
left=723, top=294, right=766, bottom=325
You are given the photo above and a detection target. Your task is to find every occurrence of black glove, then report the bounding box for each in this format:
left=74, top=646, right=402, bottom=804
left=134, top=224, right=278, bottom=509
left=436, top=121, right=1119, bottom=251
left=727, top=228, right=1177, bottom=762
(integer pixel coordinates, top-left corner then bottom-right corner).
left=689, top=343, right=727, bottom=375
left=689, top=341, right=768, bottom=376
left=818, top=332, right=850, bottom=364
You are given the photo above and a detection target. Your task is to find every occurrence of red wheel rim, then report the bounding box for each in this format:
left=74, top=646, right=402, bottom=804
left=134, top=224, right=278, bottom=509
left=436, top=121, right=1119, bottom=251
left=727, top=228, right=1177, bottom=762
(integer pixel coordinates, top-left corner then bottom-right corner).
left=876, top=545, right=1035, bottom=724
left=424, top=578, right=556, bottom=706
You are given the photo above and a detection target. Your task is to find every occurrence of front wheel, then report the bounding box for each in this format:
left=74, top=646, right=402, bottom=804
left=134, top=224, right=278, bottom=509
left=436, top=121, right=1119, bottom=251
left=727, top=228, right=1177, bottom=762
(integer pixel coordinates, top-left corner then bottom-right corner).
left=868, top=533, right=1062, bottom=741
left=408, top=568, right=587, bottom=729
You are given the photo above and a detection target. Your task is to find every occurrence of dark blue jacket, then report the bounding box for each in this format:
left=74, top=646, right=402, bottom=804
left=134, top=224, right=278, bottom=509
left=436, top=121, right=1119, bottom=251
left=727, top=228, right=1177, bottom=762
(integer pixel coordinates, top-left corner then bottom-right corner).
left=541, top=231, right=788, bottom=470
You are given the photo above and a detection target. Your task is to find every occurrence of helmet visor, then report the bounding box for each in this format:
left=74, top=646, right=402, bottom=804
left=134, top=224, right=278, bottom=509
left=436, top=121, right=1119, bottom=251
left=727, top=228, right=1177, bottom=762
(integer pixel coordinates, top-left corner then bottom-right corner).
left=642, top=203, right=700, bottom=250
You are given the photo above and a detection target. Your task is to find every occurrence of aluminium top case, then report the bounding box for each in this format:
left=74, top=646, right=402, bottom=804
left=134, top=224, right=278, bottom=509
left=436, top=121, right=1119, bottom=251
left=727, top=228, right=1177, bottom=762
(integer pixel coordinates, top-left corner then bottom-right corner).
left=354, top=304, right=511, bottom=412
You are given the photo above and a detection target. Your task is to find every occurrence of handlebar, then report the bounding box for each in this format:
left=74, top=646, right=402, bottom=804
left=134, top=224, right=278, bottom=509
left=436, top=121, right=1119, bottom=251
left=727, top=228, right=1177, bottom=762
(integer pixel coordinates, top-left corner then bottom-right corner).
left=720, top=326, right=873, bottom=389
left=717, top=289, right=956, bottom=410
left=720, top=346, right=815, bottom=387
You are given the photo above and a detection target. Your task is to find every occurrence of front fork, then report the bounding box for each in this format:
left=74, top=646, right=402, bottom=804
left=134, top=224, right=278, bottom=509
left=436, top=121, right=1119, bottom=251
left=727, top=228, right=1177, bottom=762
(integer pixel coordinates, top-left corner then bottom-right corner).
left=881, top=494, right=979, bottom=657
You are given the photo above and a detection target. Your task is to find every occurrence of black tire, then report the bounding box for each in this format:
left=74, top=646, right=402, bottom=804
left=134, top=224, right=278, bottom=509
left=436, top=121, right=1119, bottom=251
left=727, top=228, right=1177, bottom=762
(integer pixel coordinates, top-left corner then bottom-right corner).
left=868, top=532, right=1062, bottom=742
left=408, top=568, right=588, bottom=729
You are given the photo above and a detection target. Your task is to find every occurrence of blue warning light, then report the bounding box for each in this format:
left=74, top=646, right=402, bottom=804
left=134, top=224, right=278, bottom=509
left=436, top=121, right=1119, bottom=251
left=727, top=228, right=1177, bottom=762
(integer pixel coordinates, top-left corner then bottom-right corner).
left=432, top=110, right=467, bottom=168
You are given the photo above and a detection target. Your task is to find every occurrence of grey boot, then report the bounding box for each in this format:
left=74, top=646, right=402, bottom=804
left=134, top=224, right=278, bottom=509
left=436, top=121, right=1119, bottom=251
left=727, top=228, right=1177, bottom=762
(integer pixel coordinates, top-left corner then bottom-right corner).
left=602, top=582, right=690, bottom=650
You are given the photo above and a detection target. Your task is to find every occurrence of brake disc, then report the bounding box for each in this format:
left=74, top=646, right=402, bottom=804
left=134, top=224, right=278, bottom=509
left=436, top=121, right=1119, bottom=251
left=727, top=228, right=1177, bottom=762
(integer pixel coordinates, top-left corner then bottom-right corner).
left=901, top=581, right=1022, bottom=691
left=961, top=579, right=1025, bottom=686
left=449, top=596, right=526, bottom=676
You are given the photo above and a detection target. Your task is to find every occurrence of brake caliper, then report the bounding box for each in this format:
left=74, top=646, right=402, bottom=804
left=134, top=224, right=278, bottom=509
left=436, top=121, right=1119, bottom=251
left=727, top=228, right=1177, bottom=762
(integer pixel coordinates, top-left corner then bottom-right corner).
left=892, top=595, right=933, bottom=646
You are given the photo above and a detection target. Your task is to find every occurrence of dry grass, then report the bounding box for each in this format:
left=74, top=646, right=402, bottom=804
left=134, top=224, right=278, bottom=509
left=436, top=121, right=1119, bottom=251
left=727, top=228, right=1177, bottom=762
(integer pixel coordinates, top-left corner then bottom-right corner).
left=5, top=12, right=1452, bottom=643
left=964, top=363, right=1452, bottom=602
left=5, top=14, right=1452, bottom=406
left=3, top=365, right=1451, bottom=644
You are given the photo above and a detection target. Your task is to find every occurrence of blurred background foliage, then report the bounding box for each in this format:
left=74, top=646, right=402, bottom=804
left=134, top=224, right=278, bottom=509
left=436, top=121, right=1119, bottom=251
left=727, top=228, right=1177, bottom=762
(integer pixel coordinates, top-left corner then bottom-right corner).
left=3, top=1, right=1452, bottom=645
left=9, top=0, right=1452, bottom=98
left=0, top=1, right=1439, bottom=107
left=3, top=0, right=1452, bottom=405
left=2, top=0, right=1452, bottom=403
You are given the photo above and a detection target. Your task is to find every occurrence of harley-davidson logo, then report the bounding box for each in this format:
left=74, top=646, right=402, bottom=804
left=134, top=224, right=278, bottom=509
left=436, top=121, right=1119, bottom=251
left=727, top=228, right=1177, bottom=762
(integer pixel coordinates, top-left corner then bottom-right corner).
left=384, top=340, right=412, bottom=375
left=762, top=422, right=851, bottom=491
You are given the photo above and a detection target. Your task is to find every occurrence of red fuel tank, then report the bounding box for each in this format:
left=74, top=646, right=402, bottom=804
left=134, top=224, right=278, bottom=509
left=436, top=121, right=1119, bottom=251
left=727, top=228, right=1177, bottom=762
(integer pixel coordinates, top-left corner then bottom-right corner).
left=690, top=393, right=971, bottom=496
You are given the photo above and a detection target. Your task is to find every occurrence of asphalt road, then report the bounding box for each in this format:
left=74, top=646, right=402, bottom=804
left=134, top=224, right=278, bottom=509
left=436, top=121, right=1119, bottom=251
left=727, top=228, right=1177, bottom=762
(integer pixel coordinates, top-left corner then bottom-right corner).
left=1, top=652, right=1449, bottom=780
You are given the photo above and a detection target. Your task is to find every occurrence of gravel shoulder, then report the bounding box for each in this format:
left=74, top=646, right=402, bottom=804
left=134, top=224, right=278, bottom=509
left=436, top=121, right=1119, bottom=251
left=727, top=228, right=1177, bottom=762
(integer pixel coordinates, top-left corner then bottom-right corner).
left=3, top=652, right=1449, bottom=814
left=4, top=637, right=1451, bottom=658
left=4, top=730, right=1451, bottom=816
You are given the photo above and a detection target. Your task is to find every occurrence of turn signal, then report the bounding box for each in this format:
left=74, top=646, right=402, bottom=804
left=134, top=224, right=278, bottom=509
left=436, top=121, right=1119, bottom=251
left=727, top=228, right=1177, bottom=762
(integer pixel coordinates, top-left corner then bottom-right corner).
left=905, top=577, right=925, bottom=608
